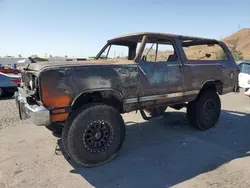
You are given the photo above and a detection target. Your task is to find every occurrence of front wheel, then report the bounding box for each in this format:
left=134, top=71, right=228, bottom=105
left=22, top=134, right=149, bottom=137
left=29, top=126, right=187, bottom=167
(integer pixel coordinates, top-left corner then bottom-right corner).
left=187, top=91, right=221, bottom=131
left=63, top=104, right=125, bottom=167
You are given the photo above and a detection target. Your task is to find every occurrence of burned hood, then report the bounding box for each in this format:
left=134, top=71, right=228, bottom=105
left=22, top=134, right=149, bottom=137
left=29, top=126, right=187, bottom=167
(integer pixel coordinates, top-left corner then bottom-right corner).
left=23, top=59, right=136, bottom=72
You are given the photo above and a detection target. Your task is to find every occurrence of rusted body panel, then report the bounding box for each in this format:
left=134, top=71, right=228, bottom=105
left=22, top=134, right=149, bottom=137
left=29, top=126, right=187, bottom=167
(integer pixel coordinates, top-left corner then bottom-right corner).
left=18, top=32, right=239, bottom=124
left=138, top=60, right=183, bottom=96
left=183, top=61, right=236, bottom=93
left=39, top=65, right=139, bottom=107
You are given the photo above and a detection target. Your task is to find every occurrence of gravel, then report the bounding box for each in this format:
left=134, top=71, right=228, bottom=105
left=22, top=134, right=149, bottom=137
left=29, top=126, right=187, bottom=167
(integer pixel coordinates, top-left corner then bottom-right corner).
left=1, top=92, right=250, bottom=188
left=0, top=98, right=20, bottom=129
left=0, top=98, right=30, bottom=129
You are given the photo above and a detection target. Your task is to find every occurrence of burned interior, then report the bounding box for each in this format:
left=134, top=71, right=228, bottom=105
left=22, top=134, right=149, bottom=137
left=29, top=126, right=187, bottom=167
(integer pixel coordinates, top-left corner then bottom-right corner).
left=95, top=33, right=229, bottom=63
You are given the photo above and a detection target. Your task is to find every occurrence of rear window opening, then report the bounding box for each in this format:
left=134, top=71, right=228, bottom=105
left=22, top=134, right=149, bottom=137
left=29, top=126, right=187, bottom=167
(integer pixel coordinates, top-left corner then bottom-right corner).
left=182, top=40, right=228, bottom=61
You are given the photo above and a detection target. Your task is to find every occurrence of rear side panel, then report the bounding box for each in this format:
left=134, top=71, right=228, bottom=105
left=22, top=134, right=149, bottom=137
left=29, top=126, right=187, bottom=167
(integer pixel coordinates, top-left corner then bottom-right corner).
left=183, top=61, right=222, bottom=89
left=183, top=61, right=238, bottom=95
left=180, top=40, right=238, bottom=96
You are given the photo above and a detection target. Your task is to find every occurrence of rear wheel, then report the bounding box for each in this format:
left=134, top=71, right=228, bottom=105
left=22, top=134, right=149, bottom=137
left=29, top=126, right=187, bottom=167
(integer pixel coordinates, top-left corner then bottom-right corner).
left=187, top=90, right=221, bottom=130
left=62, top=103, right=125, bottom=167
left=145, top=106, right=167, bottom=117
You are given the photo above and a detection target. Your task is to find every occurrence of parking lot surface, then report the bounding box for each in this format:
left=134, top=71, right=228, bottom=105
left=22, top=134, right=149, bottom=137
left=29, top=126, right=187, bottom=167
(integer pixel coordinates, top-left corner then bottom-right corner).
left=1, top=91, right=250, bottom=188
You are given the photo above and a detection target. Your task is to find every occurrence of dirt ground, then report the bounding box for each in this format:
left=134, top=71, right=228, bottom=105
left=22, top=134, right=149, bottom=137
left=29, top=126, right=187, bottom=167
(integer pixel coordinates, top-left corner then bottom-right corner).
left=1, top=91, right=250, bottom=188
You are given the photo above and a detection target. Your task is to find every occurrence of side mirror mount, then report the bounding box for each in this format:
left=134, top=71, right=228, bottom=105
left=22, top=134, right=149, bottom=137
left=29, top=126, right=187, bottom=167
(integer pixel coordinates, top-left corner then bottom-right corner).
left=28, top=57, right=36, bottom=63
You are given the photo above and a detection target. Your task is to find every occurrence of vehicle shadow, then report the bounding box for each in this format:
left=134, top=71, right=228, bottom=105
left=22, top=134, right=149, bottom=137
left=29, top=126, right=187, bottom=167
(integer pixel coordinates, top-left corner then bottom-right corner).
left=57, top=109, right=250, bottom=188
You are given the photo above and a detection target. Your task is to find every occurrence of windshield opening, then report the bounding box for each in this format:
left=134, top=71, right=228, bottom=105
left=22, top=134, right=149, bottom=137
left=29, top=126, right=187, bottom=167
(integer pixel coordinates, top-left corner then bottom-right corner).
left=97, top=41, right=141, bottom=61
left=97, top=44, right=129, bottom=60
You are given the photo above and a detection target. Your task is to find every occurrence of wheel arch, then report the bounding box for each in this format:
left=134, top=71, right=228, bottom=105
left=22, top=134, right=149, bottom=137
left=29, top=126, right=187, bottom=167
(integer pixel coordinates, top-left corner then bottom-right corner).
left=71, top=88, right=124, bottom=113
left=200, top=80, right=223, bottom=95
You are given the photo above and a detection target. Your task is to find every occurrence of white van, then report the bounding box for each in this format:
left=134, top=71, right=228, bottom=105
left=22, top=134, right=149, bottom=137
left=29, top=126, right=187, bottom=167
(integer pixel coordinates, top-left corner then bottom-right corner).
left=238, top=61, right=250, bottom=96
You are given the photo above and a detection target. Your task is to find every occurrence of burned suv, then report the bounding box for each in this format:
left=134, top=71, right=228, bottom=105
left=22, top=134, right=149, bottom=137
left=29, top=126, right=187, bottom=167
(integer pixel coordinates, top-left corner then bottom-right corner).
left=15, top=32, right=239, bottom=167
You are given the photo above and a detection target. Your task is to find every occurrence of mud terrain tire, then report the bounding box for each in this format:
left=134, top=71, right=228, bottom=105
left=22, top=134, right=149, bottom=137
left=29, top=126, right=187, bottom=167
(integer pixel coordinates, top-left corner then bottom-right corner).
left=187, top=91, right=221, bottom=130
left=62, top=104, right=125, bottom=167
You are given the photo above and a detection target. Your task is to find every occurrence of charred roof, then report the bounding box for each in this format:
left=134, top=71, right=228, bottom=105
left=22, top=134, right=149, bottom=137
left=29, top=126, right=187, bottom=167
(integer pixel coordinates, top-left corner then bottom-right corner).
left=108, top=32, right=219, bottom=46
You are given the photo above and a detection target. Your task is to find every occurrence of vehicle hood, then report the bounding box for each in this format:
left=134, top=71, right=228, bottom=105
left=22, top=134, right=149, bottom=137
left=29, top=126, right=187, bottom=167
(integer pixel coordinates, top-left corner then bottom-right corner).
left=23, top=59, right=136, bottom=72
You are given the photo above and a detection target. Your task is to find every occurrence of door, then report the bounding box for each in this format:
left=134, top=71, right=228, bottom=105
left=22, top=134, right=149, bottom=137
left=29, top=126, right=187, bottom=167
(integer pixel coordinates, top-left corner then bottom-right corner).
left=138, top=39, right=184, bottom=101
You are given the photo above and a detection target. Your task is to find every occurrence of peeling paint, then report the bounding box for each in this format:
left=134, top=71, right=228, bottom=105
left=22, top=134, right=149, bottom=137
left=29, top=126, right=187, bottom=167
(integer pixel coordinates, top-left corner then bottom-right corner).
left=21, top=32, right=239, bottom=115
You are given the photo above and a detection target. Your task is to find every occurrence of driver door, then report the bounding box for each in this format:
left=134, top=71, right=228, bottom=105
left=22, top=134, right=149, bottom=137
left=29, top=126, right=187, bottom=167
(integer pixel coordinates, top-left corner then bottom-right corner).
left=138, top=39, right=184, bottom=102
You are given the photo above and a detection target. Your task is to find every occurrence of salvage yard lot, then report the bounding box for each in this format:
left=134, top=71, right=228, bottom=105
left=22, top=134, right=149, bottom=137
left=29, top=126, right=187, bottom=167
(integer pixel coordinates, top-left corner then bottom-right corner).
left=1, top=91, right=250, bottom=188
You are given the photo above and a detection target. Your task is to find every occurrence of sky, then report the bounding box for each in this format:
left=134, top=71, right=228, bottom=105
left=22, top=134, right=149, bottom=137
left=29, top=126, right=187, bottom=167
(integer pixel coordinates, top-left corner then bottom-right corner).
left=0, top=0, right=249, bottom=58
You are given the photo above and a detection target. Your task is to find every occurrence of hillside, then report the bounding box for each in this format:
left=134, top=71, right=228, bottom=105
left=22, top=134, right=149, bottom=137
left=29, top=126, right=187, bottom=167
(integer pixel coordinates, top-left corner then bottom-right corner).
left=223, top=28, right=250, bottom=59
left=184, top=28, right=250, bottom=60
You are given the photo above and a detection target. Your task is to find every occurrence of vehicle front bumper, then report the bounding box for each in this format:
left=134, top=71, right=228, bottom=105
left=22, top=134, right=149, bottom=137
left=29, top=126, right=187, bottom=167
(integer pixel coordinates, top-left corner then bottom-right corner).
left=15, top=89, right=51, bottom=126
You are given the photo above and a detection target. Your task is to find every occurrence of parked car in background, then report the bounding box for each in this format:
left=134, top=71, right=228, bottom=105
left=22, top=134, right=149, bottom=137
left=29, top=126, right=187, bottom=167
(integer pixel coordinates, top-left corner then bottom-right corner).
left=238, top=61, right=250, bottom=96
left=0, top=72, right=21, bottom=98
left=0, top=66, right=21, bottom=75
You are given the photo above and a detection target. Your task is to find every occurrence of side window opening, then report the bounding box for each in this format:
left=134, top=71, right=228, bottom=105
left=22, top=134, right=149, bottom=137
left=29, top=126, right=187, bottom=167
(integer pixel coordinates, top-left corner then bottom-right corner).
left=182, top=41, right=228, bottom=61
left=140, top=40, right=177, bottom=62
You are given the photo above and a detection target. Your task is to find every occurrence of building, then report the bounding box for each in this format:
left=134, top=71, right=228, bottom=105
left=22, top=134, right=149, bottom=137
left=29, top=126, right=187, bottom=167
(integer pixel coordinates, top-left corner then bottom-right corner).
left=0, top=57, right=25, bottom=68
left=0, top=56, right=87, bottom=68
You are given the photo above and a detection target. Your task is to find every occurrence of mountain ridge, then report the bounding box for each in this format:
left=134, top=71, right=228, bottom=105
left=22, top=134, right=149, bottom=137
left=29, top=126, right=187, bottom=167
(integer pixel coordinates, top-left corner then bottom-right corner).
left=223, top=28, right=250, bottom=59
